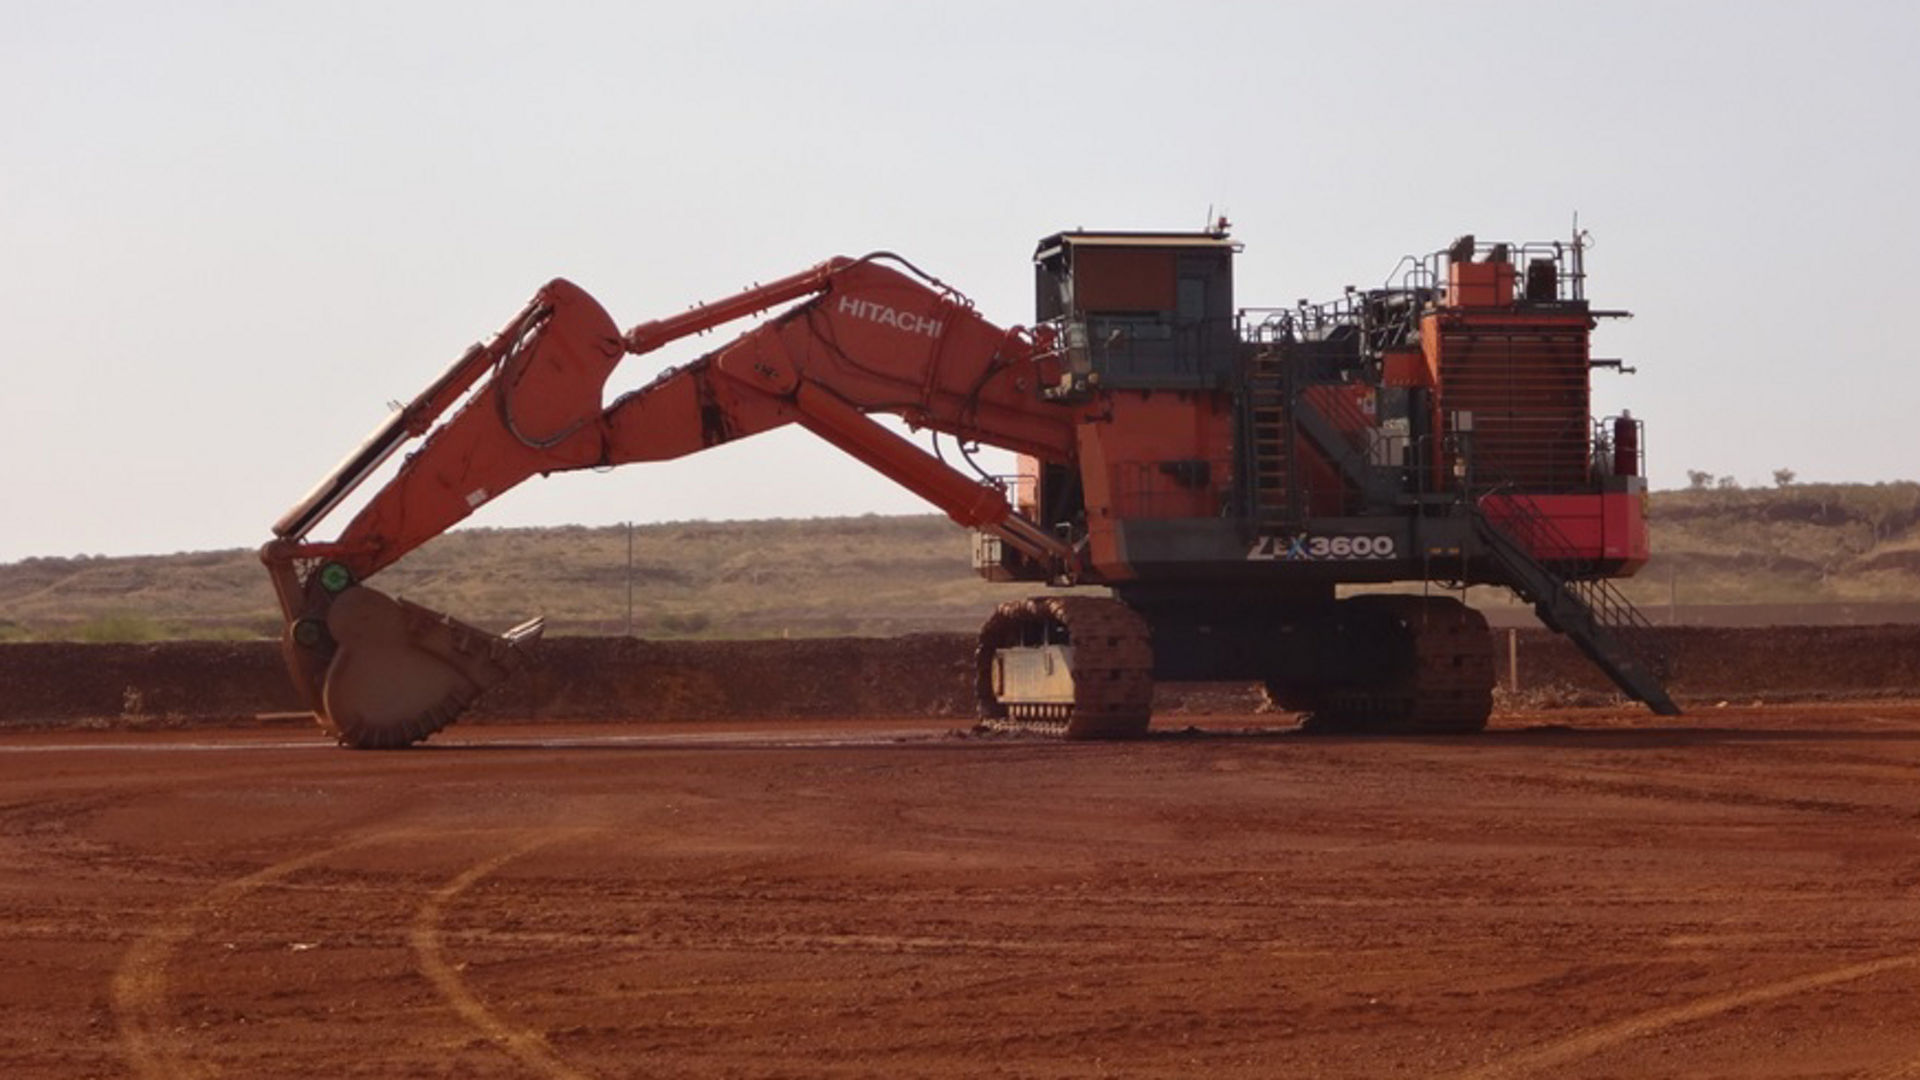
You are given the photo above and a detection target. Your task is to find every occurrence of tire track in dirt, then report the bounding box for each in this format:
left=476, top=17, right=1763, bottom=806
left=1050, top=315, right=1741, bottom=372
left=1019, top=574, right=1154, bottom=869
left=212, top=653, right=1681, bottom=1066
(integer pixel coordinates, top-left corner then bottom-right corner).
left=409, top=830, right=595, bottom=1080
left=114, top=827, right=562, bottom=1079
left=1457, top=952, right=1920, bottom=1079
left=110, top=832, right=388, bottom=1080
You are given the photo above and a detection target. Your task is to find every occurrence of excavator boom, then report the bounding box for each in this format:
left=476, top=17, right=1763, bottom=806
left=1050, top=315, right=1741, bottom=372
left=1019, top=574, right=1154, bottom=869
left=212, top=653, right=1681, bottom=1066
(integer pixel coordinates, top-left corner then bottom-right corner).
left=264, top=256, right=1078, bottom=746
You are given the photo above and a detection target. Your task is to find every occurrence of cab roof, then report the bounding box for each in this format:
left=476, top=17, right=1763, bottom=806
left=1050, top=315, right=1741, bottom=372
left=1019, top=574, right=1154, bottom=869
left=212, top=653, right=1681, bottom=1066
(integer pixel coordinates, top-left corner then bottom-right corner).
left=1034, top=230, right=1239, bottom=258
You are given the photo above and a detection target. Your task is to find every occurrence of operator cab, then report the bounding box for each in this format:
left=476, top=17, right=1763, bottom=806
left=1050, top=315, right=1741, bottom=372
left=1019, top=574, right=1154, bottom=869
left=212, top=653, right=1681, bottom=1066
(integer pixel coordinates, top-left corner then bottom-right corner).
left=1033, top=231, right=1239, bottom=390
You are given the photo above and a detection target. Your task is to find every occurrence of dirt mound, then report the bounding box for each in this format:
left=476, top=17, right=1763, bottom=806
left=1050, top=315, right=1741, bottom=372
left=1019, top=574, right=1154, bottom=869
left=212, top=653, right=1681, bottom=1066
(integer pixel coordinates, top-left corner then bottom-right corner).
left=3, top=625, right=1919, bottom=729
left=476, top=635, right=976, bottom=721
left=0, top=640, right=297, bottom=722
left=1501, top=624, right=1920, bottom=702
left=0, top=635, right=980, bottom=727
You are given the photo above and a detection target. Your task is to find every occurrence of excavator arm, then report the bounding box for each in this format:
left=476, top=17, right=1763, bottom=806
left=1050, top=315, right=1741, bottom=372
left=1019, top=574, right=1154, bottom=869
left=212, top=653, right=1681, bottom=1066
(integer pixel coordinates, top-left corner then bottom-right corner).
left=263, top=255, right=1079, bottom=747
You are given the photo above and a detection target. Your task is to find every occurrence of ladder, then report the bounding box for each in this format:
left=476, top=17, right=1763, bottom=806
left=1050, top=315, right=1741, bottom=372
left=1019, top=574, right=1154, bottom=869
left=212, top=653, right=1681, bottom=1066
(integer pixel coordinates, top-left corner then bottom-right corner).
left=1246, top=345, right=1298, bottom=533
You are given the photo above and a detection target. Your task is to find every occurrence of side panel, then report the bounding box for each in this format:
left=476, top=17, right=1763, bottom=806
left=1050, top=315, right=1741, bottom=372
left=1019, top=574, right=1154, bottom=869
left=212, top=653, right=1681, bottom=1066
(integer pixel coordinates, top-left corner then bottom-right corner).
left=993, top=645, right=1077, bottom=705
left=1109, top=491, right=1648, bottom=584
left=1076, top=390, right=1237, bottom=580
left=1479, top=488, right=1650, bottom=573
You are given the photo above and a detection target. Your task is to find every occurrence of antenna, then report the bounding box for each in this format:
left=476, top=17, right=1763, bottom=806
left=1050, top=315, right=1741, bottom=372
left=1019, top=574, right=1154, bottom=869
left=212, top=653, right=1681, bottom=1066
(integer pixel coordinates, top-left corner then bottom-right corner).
left=1570, top=211, right=1588, bottom=301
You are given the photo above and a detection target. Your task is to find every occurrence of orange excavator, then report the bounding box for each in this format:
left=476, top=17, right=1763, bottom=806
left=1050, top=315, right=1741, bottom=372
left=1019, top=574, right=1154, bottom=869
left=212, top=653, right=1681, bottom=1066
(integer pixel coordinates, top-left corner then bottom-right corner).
left=264, top=228, right=1677, bottom=747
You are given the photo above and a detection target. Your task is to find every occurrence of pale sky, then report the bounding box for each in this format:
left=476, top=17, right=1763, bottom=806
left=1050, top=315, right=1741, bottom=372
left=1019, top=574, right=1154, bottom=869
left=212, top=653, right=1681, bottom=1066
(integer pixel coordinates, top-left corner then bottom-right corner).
left=3, top=1, right=1915, bottom=563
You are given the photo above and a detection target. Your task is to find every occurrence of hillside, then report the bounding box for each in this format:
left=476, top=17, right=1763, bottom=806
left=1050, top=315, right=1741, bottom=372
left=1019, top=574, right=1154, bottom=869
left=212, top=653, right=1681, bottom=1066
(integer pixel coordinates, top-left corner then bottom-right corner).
left=0, top=517, right=1019, bottom=641
left=3, top=483, right=1917, bottom=642
left=1633, top=483, right=1920, bottom=602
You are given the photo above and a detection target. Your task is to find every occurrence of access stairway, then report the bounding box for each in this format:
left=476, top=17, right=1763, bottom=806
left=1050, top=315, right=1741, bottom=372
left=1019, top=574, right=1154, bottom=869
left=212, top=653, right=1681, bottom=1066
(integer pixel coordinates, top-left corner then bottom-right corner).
left=1245, top=340, right=1381, bottom=532
left=1471, top=494, right=1681, bottom=715
left=1245, top=345, right=1298, bottom=534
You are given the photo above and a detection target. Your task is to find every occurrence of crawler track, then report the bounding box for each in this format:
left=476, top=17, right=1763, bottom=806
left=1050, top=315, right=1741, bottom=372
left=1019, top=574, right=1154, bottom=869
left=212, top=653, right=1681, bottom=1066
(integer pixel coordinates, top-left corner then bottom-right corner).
left=974, top=596, right=1154, bottom=738
left=1300, top=594, right=1496, bottom=734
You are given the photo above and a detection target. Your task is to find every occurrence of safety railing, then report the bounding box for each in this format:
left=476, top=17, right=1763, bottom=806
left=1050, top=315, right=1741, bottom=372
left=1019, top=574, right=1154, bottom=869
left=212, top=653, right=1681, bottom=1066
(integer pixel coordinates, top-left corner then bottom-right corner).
left=1384, top=233, right=1590, bottom=304
left=1240, top=294, right=1426, bottom=357
left=1590, top=414, right=1645, bottom=479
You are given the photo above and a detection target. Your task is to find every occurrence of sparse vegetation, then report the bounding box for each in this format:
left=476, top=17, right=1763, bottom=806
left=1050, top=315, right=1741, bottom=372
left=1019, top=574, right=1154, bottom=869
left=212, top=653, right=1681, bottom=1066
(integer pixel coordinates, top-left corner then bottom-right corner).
left=72, top=615, right=171, bottom=644
left=1616, top=481, right=1920, bottom=607
left=2, top=485, right=1917, bottom=641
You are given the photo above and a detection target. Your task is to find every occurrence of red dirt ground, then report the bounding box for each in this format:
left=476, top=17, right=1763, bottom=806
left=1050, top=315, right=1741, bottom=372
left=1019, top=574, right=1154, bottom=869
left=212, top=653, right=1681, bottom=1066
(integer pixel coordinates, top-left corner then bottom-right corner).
left=4, top=631, right=1920, bottom=1077
left=4, top=703, right=1920, bottom=1078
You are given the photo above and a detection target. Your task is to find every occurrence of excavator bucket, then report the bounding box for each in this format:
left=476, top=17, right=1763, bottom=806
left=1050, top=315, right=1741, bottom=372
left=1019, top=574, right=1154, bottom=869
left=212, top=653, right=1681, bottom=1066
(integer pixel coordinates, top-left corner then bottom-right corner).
left=260, top=277, right=605, bottom=748
left=309, top=586, right=543, bottom=748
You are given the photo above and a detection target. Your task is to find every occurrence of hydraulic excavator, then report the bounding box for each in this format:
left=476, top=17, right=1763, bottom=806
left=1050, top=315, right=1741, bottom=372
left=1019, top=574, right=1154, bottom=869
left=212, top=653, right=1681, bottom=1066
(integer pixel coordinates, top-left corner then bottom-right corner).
left=263, top=227, right=1678, bottom=748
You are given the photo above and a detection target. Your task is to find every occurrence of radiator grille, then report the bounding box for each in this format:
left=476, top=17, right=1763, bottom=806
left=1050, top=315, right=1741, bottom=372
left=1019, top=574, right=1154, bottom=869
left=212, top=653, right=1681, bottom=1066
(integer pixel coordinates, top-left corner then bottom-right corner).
left=1436, top=324, right=1590, bottom=490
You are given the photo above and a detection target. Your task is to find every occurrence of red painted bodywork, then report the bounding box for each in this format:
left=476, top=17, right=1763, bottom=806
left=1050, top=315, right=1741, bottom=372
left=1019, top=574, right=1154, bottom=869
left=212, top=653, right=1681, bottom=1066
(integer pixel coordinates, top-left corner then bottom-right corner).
left=271, top=260, right=1084, bottom=589
left=1479, top=490, right=1650, bottom=574
left=1075, top=390, right=1236, bottom=577
left=269, top=237, right=1647, bottom=609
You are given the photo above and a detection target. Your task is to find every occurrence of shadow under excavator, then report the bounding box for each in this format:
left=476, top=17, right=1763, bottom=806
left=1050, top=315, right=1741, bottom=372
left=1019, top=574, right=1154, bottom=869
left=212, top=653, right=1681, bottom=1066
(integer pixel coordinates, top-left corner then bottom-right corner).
left=405, top=713, right=1920, bottom=755
left=1145, top=719, right=1920, bottom=751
